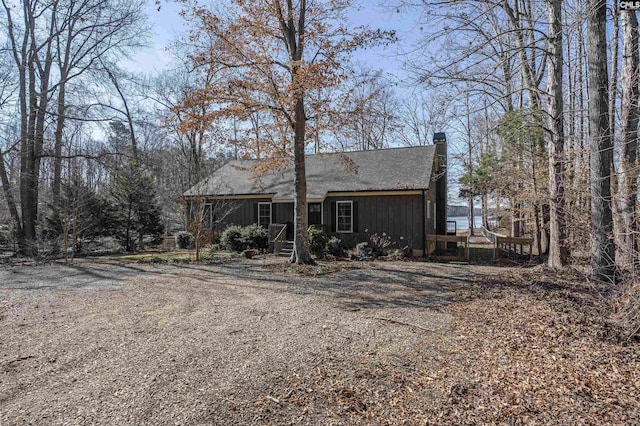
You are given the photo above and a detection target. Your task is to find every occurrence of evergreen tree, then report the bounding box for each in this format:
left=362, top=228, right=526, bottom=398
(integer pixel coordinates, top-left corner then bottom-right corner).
left=110, top=163, right=164, bottom=252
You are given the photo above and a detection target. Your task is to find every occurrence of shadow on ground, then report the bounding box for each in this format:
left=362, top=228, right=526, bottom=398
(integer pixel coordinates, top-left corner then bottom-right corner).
left=0, top=260, right=471, bottom=311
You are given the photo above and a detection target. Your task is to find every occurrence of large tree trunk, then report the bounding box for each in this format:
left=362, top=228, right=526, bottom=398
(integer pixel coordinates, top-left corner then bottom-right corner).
left=547, top=0, right=566, bottom=268
left=587, top=0, right=615, bottom=282
left=290, top=96, right=313, bottom=265
left=617, top=9, right=640, bottom=270
left=280, top=0, right=314, bottom=265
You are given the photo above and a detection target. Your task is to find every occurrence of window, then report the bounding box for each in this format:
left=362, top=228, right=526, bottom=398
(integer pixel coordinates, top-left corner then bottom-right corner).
left=258, top=202, right=272, bottom=228
left=308, top=203, right=322, bottom=226
left=427, top=200, right=431, bottom=219
left=336, top=201, right=353, bottom=233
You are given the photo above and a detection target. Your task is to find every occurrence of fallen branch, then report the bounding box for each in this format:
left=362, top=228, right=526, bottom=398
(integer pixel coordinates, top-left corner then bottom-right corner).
left=366, top=316, right=436, bottom=332
left=266, top=395, right=281, bottom=404
left=5, top=355, right=34, bottom=365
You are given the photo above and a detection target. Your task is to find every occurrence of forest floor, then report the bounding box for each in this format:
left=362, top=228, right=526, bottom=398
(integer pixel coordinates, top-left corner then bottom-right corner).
left=1, top=258, right=638, bottom=425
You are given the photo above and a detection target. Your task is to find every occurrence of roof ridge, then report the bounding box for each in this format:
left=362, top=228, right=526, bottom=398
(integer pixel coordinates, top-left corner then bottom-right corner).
left=227, top=145, right=435, bottom=163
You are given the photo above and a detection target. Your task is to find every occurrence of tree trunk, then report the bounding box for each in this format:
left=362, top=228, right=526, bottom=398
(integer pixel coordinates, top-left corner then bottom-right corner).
left=587, top=0, right=615, bottom=282
left=617, top=9, right=639, bottom=270
left=547, top=0, right=566, bottom=268
left=609, top=3, right=620, bottom=140
left=290, top=96, right=314, bottom=265
left=0, top=148, right=24, bottom=246
left=279, top=0, right=313, bottom=265
left=52, top=86, right=66, bottom=204
left=481, top=194, right=489, bottom=230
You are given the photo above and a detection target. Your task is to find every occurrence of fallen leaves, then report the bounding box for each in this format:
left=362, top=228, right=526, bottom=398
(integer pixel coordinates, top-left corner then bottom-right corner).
left=294, top=266, right=640, bottom=424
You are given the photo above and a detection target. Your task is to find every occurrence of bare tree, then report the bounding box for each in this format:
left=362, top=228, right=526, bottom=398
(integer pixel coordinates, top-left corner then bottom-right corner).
left=547, top=0, right=566, bottom=268
left=587, top=0, right=615, bottom=282
left=179, top=0, right=390, bottom=264
left=396, top=92, right=452, bottom=147
left=616, top=9, right=639, bottom=270
left=0, top=0, right=149, bottom=256
left=336, top=68, right=398, bottom=151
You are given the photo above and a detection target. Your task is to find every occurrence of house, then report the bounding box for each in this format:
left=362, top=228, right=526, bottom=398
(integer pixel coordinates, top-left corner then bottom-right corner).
left=183, top=133, right=448, bottom=256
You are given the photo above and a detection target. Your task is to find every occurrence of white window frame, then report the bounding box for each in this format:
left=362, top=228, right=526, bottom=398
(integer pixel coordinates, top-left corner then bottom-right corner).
left=427, top=200, right=431, bottom=220
left=258, top=202, right=272, bottom=228
left=336, top=200, right=353, bottom=233
left=433, top=202, right=436, bottom=224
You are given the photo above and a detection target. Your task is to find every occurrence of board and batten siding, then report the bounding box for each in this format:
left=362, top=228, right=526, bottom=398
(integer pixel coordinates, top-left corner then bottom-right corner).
left=211, top=189, right=436, bottom=254
left=216, top=198, right=273, bottom=228
left=324, top=193, right=428, bottom=250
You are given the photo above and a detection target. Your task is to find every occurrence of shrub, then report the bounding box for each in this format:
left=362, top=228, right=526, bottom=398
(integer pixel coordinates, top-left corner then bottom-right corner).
left=220, top=224, right=269, bottom=252
left=327, top=237, right=345, bottom=258
left=356, top=241, right=372, bottom=258
left=242, top=224, right=268, bottom=250
left=175, top=232, right=195, bottom=249
left=220, top=225, right=245, bottom=252
left=369, top=232, right=394, bottom=256
left=308, top=227, right=328, bottom=258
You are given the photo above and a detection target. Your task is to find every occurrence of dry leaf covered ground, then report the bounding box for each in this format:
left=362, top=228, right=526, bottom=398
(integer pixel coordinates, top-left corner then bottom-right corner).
left=1, top=259, right=638, bottom=425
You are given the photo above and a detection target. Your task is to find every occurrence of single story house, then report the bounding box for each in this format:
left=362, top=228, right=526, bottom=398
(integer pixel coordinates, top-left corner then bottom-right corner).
left=183, top=133, right=448, bottom=256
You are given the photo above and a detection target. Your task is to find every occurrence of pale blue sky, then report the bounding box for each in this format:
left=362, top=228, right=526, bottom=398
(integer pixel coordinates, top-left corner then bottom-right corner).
left=129, top=1, right=422, bottom=81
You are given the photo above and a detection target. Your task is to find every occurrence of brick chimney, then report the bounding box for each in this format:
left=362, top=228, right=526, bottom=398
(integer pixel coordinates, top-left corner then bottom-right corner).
left=433, top=133, right=447, bottom=235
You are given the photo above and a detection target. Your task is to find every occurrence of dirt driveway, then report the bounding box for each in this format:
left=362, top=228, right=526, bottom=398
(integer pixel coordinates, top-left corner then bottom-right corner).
left=1, top=260, right=471, bottom=425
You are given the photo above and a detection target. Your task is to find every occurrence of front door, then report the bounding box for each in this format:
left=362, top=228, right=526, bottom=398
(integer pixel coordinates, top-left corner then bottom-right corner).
left=308, top=203, right=322, bottom=227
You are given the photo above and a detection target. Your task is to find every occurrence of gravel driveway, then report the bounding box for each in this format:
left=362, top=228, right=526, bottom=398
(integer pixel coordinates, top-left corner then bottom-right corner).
left=1, top=260, right=468, bottom=425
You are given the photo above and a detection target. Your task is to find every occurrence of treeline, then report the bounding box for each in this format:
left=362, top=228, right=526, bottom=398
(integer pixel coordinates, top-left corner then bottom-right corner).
left=0, top=0, right=637, bottom=284
left=0, top=0, right=232, bottom=256
left=396, top=0, right=637, bottom=283
left=0, top=1, right=447, bottom=260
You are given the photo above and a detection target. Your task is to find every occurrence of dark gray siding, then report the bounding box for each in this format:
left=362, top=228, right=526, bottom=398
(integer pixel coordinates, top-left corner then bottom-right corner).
left=274, top=202, right=294, bottom=225
left=324, top=193, right=427, bottom=250
left=217, top=198, right=272, bottom=228
left=214, top=192, right=434, bottom=252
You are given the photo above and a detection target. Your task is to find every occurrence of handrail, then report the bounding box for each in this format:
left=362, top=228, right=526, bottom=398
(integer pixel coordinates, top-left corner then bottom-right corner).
left=274, top=224, right=287, bottom=242
left=481, top=226, right=505, bottom=245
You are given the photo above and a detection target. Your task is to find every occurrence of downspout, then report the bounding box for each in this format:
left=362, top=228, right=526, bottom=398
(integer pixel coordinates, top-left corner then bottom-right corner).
left=422, top=189, right=426, bottom=257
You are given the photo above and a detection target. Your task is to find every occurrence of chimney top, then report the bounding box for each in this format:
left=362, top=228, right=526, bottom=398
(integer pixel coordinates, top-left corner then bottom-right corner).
left=433, top=132, right=446, bottom=143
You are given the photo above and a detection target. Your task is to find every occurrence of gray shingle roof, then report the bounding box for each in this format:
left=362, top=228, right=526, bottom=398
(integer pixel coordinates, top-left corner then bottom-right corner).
left=184, top=145, right=436, bottom=200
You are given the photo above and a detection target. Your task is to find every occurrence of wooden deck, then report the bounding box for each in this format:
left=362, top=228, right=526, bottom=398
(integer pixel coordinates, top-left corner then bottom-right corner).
left=426, top=229, right=533, bottom=263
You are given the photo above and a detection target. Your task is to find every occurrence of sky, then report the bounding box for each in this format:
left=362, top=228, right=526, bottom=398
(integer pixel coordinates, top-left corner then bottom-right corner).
left=131, top=1, right=422, bottom=81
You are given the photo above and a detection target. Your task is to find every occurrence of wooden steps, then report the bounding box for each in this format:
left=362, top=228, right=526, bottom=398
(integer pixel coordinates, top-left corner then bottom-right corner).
left=278, top=241, right=294, bottom=257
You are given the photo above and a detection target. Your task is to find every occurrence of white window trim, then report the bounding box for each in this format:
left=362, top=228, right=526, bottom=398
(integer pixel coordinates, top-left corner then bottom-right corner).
left=336, top=200, right=353, bottom=233
left=427, top=200, right=431, bottom=220
left=258, top=202, right=272, bottom=227
left=433, top=202, right=436, bottom=225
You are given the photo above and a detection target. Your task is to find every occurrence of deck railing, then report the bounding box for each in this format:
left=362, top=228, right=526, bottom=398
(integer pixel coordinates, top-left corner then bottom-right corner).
left=481, top=227, right=505, bottom=245
left=495, top=236, right=534, bottom=261
left=481, top=226, right=534, bottom=261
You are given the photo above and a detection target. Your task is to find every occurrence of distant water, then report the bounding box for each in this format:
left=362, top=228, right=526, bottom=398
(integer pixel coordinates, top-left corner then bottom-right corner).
left=448, top=216, right=483, bottom=230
